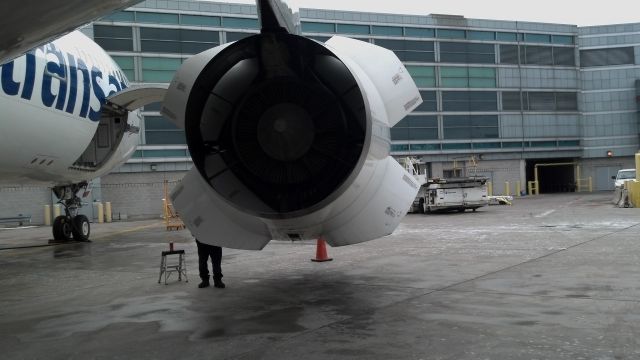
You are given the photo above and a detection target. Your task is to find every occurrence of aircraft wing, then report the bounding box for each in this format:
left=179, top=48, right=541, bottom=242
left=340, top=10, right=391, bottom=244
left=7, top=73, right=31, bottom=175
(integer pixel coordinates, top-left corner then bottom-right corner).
left=0, top=0, right=142, bottom=64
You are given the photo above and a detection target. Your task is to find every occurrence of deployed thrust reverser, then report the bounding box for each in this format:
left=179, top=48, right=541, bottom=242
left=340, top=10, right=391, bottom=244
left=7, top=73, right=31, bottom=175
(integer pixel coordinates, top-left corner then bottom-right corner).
left=162, top=1, right=423, bottom=250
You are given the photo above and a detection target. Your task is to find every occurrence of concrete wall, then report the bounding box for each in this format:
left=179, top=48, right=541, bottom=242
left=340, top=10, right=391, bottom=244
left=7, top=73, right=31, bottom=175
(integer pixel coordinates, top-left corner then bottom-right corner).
left=100, top=171, right=188, bottom=220
left=0, top=171, right=186, bottom=225
left=0, top=186, right=51, bottom=225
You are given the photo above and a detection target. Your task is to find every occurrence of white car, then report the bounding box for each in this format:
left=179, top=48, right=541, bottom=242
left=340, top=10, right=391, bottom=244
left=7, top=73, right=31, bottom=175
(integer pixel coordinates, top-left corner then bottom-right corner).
left=612, top=169, right=636, bottom=188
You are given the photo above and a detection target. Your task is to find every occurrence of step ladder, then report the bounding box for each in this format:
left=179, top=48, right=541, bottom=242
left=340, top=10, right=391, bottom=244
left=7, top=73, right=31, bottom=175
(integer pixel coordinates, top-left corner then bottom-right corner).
left=158, top=249, right=188, bottom=285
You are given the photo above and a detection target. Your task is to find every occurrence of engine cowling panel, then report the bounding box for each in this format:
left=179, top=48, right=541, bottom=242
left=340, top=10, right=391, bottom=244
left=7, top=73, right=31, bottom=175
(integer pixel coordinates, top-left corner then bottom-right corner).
left=163, top=33, right=422, bottom=250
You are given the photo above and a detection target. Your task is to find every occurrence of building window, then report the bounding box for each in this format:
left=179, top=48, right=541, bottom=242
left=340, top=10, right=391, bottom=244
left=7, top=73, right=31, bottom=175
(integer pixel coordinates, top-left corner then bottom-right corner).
left=500, top=45, right=575, bottom=66
left=301, top=22, right=335, bottom=33
left=496, top=32, right=518, bottom=42
left=500, top=45, right=519, bottom=64
left=336, top=23, right=370, bottom=35
left=391, top=115, right=438, bottom=141
left=181, top=15, right=221, bottom=27
left=501, top=91, right=578, bottom=111
left=410, top=144, right=440, bottom=151
left=555, top=92, right=579, bottom=111
left=442, top=91, right=498, bottom=112
left=100, top=11, right=135, bottom=22
left=405, top=66, right=436, bottom=87
left=391, top=144, right=409, bottom=152
left=467, top=31, right=495, bottom=41
left=468, top=67, right=496, bottom=88
left=502, top=92, right=523, bottom=111
left=439, top=42, right=495, bottom=64
left=558, top=140, right=580, bottom=147
left=140, top=28, right=220, bottom=55
left=111, top=56, right=135, bottom=80
left=502, top=142, right=524, bottom=148
left=404, top=27, right=435, bottom=38
left=440, top=67, right=496, bottom=88
left=528, top=92, right=556, bottom=111
left=442, top=143, right=472, bottom=150
left=553, top=47, right=576, bottom=66
left=473, top=142, right=501, bottom=149
left=525, top=33, right=552, bottom=44
left=222, top=17, right=259, bottom=29
left=529, top=141, right=556, bottom=148
left=93, top=25, right=133, bottom=51
left=524, top=46, right=553, bottom=65
left=414, top=91, right=437, bottom=112
left=372, top=25, right=403, bottom=36
left=443, top=115, right=499, bottom=139
left=135, top=149, right=189, bottom=158
left=144, top=116, right=186, bottom=145
left=552, top=35, right=574, bottom=45
left=580, top=47, right=635, bottom=67
left=437, top=29, right=465, bottom=39
left=374, top=39, right=435, bottom=62
left=137, top=12, right=179, bottom=24
left=141, top=57, right=182, bottom=82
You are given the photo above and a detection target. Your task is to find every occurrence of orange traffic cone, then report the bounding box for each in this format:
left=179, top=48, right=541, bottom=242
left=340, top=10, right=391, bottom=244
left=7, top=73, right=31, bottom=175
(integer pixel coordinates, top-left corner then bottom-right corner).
left=311, top=238, right=333, bottom=262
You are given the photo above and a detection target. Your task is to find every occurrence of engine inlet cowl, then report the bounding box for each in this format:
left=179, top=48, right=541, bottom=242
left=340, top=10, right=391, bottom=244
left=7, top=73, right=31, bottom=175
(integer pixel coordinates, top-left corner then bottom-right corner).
left=163, top=32, right=423, bottom=251
left=184, top=34, right=367, bottom=217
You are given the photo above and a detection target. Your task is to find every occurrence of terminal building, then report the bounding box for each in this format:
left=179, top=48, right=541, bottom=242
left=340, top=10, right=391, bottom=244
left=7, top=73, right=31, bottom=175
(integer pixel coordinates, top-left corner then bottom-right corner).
left=2, top=0, right=640, bottom=223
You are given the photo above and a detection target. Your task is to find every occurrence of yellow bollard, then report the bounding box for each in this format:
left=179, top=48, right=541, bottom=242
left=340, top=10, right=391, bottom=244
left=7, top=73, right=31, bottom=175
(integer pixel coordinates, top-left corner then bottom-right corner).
left=588, top=177, right=593, bottom=192
left=636, top=153, right=640, bottom=181
left=43, top=205, right=51, bottom=226
left=516, top=181, right=521, bottom=197
left=95, top=202, right=104, bottom=223
left=487, top=181, right=493, bottom=196
left=53, top=204, right=61, bottom=218
left=504, top=181, right=510, bottom=196
left=105, top=202, right=112, bottom=223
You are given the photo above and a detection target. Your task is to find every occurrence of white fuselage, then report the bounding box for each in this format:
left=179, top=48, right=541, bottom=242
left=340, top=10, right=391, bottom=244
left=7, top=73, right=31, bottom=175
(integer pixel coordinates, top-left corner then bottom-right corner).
left=0, top=31, right=140, bottom=185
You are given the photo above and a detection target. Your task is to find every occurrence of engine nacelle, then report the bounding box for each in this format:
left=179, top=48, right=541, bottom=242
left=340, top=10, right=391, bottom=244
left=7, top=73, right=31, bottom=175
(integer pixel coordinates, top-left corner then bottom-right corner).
left=162, top=32, right=422, bottom=250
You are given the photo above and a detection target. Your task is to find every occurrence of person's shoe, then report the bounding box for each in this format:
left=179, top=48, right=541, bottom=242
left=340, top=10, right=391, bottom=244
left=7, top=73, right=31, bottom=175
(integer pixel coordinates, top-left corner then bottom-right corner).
left=213, top=275, right=225, bottom=289
left=198, top=280, right=210, bottom=288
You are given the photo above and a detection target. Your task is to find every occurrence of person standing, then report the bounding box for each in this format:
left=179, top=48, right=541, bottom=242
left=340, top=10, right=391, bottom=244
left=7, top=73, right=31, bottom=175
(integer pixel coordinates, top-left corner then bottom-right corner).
left=196, top=239, right=225, bottom=289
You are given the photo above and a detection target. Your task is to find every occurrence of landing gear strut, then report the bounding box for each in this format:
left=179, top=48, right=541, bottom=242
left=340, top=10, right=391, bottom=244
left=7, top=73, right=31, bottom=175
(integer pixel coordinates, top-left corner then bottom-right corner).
left=52, top=182, right=91, bottom=242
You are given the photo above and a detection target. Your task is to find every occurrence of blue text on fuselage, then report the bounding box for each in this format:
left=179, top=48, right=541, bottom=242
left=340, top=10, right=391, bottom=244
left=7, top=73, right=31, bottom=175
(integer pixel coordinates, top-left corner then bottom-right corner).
left=0, top=43, right=129, bottom=122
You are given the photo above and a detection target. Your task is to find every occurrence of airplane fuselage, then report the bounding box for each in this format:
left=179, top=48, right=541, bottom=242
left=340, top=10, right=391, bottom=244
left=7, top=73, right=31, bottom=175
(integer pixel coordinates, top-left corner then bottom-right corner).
left=0, top=31, right=140, bottom=185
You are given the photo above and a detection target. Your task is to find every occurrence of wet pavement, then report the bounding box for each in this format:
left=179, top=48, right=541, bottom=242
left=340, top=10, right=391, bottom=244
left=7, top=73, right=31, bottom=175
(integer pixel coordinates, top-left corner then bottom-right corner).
left=1, top=192, right=639, bottom=359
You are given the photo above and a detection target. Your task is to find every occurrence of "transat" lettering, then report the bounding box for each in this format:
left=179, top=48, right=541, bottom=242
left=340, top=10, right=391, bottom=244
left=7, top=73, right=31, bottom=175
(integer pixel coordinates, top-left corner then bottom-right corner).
left=0, top=43, right=128, bottom=122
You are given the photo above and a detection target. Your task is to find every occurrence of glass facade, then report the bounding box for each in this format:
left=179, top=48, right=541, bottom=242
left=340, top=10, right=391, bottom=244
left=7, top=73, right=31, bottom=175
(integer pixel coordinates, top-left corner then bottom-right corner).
left=92, top=0, right=639, bottom=167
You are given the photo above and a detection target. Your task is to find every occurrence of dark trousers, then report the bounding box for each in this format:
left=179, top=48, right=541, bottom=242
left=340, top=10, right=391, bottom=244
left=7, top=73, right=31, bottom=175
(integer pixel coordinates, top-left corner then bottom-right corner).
left=196, top=240, right=222, bottom=280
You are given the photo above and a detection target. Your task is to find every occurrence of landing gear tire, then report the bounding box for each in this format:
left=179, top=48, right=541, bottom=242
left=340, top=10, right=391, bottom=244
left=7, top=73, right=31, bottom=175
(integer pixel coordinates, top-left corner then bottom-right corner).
left=53, top=216, right=73, bottom=241
left=72, top=215, right=91, bottom=242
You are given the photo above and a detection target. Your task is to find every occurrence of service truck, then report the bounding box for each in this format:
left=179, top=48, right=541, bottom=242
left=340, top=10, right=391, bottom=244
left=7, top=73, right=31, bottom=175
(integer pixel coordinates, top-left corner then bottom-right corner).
left=417, top=177, right=489, bottom=213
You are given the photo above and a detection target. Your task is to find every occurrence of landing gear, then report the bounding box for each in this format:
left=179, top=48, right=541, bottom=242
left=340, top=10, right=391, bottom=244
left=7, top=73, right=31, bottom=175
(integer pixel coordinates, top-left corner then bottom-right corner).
left=52, top=216, right=73, bottom=241
left=72, top=215, right=91, bottom=241
left=51, top=182, right=91, bottom=242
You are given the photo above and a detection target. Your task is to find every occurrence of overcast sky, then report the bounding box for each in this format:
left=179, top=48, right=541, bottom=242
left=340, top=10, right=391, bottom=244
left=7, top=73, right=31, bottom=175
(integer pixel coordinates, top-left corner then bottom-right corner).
left=220, top=0, right=640, bottom=27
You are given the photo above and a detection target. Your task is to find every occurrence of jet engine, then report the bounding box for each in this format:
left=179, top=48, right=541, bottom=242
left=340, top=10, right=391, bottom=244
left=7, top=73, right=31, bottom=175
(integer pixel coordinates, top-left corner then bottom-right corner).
left=162, top=5, right=422, bottom=250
